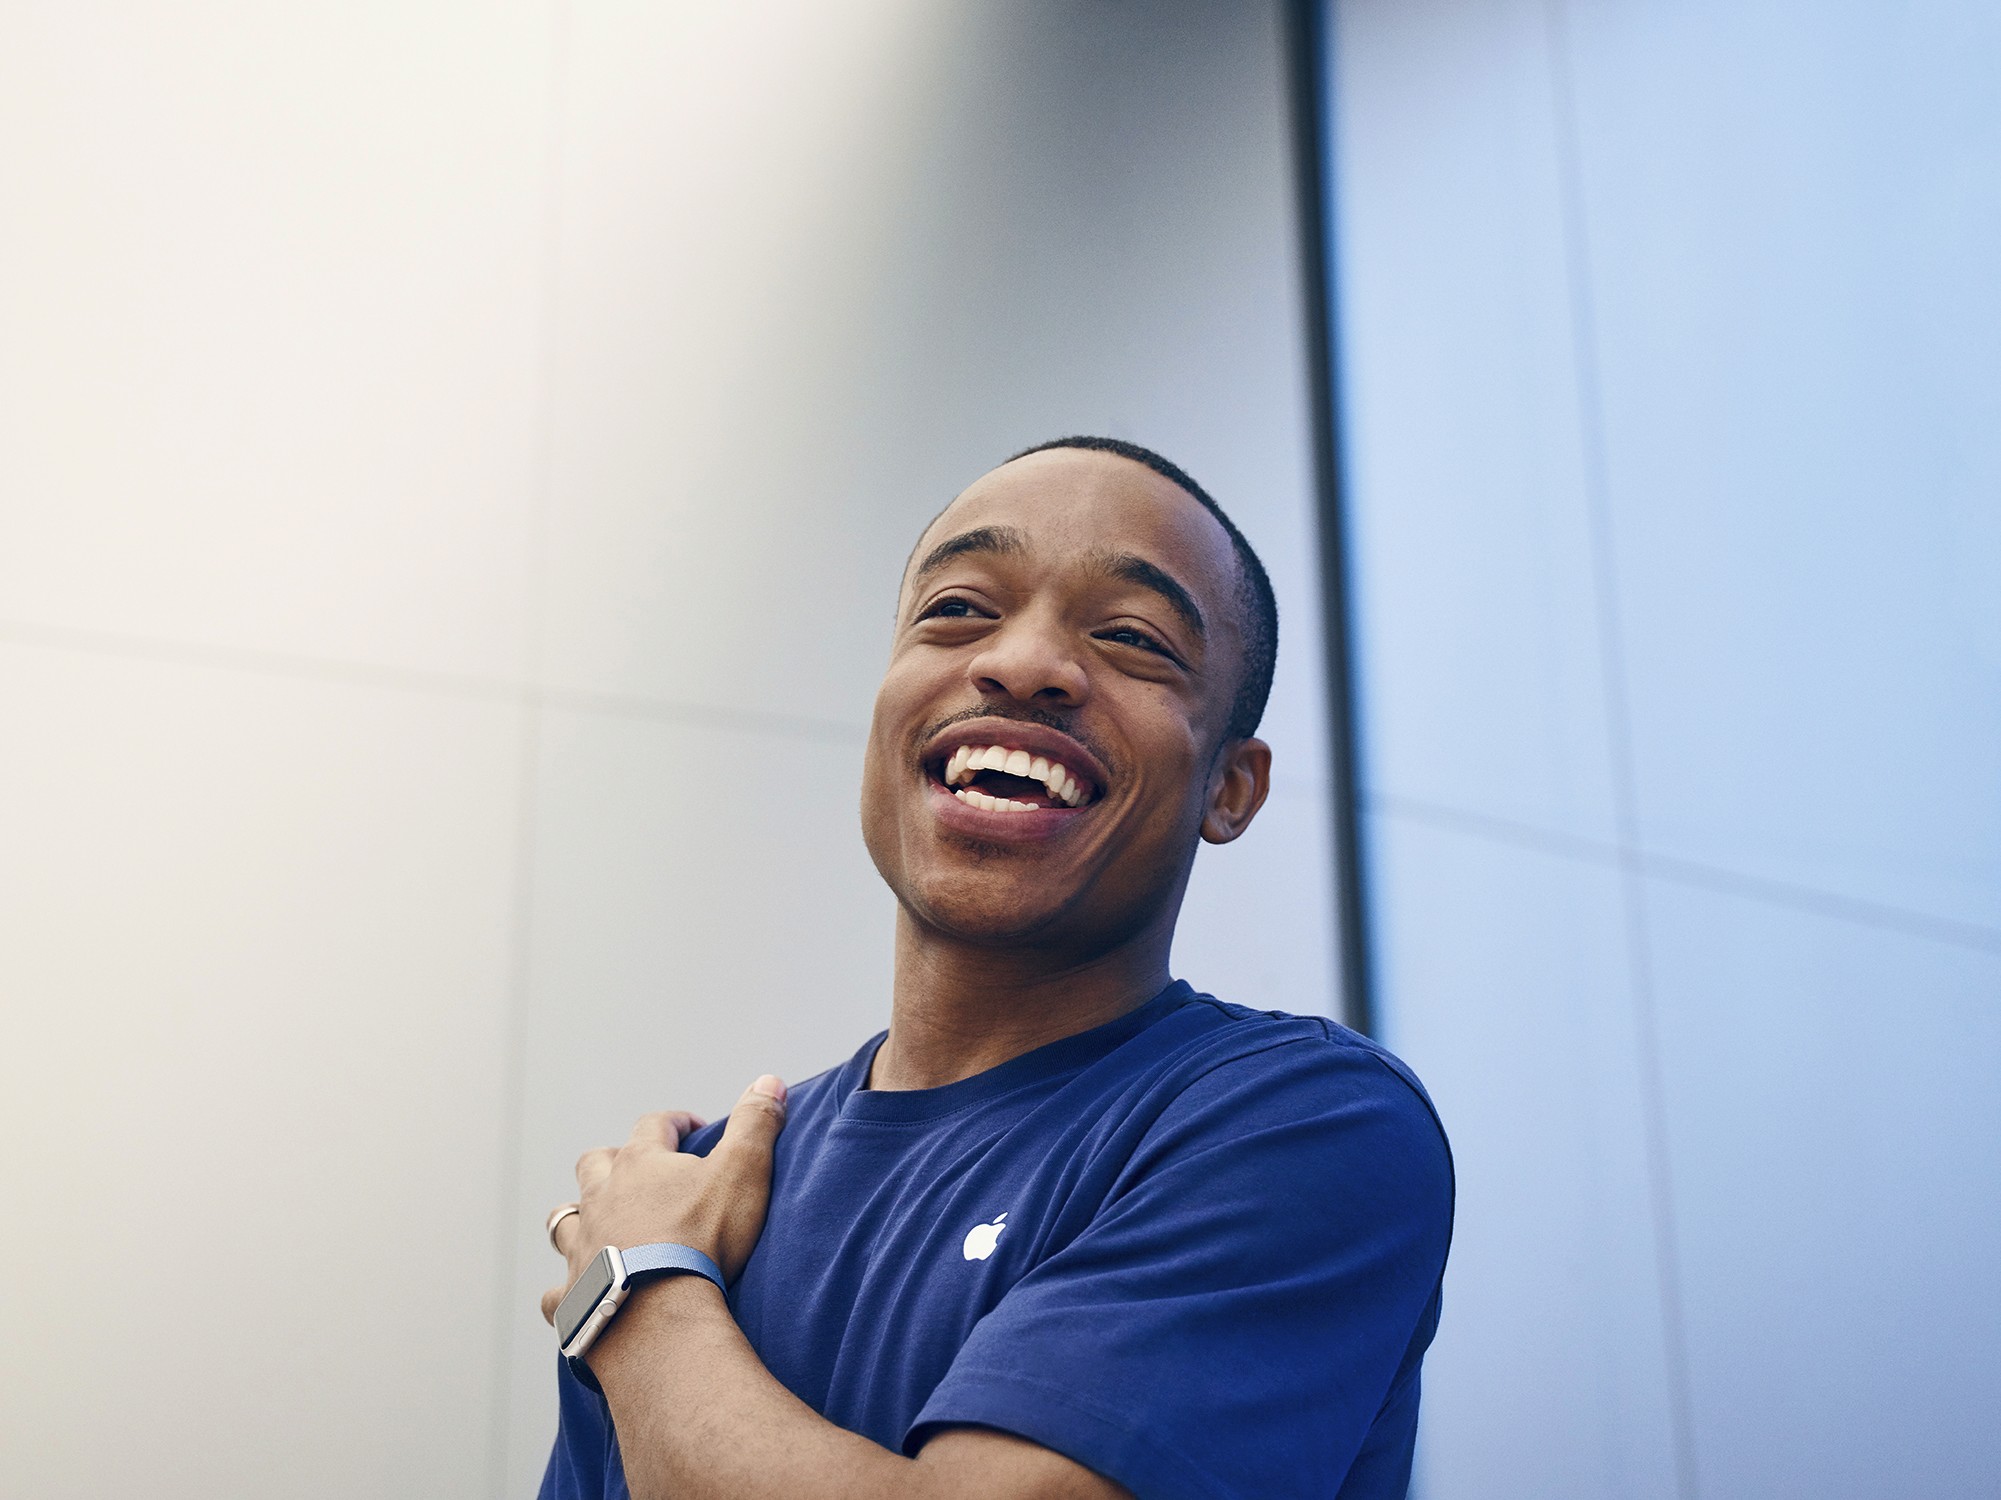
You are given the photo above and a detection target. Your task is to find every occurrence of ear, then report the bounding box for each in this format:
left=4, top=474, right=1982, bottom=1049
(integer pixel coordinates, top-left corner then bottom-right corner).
left=1200, top=736, right=1271, bottom=845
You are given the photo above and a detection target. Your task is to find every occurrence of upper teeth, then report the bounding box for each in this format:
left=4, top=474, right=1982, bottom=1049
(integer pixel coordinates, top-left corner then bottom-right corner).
left=942, top=743, right=1090, bottom=809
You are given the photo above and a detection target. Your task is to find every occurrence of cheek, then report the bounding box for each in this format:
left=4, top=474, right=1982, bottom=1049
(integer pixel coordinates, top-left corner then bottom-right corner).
left=856, top=747, right=903, bottom=890
left=871, top=646, right=938, bottom=723
left=1112, top=688, right=1209, bottom=789
left=1149, top=729, right=1224, bottom=835
left=857, top=668, right=923, bottom=827
left=857, top=723, right=897, bottom=830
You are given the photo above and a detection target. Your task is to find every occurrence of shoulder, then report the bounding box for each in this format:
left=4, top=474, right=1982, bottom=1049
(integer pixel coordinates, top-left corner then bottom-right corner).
left=1168, top=993, right=1447, bottom=1144
left=1133, top=993, right=1455, bottom=1226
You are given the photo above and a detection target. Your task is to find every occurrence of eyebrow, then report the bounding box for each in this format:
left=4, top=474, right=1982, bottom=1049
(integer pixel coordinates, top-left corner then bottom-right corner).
left=907, top=527, right=1207, bottom=644
left=909, top=525, right=1027, bottom=585
left=1091, top=550, right=1207, bottom=642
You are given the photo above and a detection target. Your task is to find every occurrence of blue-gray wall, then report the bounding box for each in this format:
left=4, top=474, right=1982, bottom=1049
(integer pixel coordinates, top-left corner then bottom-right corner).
left=1325, top=3, right=2001, bottom=1496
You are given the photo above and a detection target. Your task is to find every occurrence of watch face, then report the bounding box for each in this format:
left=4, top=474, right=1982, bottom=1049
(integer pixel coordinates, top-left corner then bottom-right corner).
left=555, top=1248, right=619, bottom=1349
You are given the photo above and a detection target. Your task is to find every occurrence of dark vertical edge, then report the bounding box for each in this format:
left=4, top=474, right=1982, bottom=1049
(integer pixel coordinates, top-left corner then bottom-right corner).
left=1281, top=0, right=1375, bottom=1036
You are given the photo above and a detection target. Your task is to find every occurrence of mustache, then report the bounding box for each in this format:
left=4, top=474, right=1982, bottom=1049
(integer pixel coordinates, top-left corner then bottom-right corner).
left=918, top=704, right=1115, bottom=775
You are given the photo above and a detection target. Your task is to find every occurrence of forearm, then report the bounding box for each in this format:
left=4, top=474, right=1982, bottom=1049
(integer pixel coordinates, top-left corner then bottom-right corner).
left=591, top=1275, right=924, bottom=1500
left=552, top=1091, right=1124, bottom=1500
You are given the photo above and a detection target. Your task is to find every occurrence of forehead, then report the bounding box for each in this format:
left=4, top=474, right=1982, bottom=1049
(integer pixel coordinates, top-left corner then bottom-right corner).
left=905, top=449, right=1241, bottom=614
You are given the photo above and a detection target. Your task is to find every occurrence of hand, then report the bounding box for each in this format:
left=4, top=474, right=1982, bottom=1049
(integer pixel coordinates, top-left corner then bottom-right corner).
left=540, top=1078, right=788, bottom=1325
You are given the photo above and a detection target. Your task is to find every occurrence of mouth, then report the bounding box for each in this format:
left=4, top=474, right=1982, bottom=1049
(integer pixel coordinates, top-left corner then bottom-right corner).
left=921, top=725, right=1108, bottom=819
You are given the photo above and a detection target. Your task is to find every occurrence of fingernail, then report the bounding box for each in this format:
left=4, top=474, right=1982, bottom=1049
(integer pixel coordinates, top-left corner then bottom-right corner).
left=751, top=1074, right=787, bottom=1103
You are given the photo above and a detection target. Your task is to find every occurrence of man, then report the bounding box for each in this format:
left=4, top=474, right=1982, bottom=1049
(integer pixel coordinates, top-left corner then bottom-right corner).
left=537, top=436, right=1453, bottom=1500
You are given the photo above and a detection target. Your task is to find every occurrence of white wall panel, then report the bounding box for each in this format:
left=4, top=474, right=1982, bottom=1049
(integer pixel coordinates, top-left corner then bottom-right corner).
left=0, top=2, right=551, bottom=681
left=530, top=0, right=943, bottom=732
left=1331, top=0, right=1619, bottom=843
left=1647, top=880, right=2001, bottom=1499
left=1564, top=1, right=2001, bottom=929
left=1370, top=813, right=1679, bottom=1500
left=0, top=642, right=521, bottom=1499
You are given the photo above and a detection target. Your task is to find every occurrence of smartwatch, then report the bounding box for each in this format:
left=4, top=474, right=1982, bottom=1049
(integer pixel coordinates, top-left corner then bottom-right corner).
left=555, top=1243, right=727, bottom=1387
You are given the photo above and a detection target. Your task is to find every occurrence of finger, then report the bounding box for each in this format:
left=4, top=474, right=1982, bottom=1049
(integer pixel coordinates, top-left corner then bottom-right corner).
left=541, top=1284, right=562, bottom=1326
left=626, top=1110, right=686, bottom=1151
left=574, top=1147, right=615, bottom=1189
left=710, top=1075, right=788, bottom=1174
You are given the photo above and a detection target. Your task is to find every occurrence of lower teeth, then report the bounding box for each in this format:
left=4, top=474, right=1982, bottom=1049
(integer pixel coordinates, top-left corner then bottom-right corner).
left=953, top=787, right=1041, bottom=813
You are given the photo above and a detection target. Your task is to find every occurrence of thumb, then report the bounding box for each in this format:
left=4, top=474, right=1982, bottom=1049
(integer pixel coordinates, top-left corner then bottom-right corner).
left=713, top=1074, right=788, bottom=1173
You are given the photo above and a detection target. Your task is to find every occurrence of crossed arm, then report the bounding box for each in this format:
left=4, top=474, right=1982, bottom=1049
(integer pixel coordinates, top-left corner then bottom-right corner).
left=541, top=1081, right=1131, bottom=1500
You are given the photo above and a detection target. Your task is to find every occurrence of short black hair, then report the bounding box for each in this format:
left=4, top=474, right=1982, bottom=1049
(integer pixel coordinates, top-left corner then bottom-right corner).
left=1008, top=435, right=1278, bottom=741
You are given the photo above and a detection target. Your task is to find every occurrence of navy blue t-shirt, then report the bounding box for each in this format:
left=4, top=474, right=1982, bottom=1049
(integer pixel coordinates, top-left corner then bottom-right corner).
left=539, top=982, right=1453, bottom=1500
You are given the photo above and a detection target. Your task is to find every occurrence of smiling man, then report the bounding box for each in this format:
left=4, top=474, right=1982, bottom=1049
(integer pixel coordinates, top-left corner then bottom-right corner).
left=537, top=437, right=1453, bottom=1500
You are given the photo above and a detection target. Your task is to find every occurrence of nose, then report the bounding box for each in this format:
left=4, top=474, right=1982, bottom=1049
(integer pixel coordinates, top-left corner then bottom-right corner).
left=965, top=608, right=1089, bottom=708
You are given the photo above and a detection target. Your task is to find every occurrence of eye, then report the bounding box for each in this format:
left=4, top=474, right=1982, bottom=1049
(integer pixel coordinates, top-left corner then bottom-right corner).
left=1098, top=625, right=1167, bottom=654
left=917, top=594, right=987, bottom=621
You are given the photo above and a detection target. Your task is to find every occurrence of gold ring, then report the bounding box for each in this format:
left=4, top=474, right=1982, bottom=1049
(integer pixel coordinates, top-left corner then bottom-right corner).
left=545, top=1202, right=581, bottom=1252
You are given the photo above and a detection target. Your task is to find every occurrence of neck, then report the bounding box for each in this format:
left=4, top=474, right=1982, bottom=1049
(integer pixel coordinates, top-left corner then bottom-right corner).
left=869, top=907, right=1177, bottom=1091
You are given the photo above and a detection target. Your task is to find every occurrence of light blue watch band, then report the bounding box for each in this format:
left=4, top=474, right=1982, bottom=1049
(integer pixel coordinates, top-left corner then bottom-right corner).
left=620, top=1241, right=727, bottom=1296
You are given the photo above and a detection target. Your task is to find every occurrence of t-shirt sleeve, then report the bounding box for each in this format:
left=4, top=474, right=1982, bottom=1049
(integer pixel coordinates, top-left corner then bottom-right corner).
left=537, top=1354, right=617, bottom=1500
left=905, top=1036, right=1453, bottom=1500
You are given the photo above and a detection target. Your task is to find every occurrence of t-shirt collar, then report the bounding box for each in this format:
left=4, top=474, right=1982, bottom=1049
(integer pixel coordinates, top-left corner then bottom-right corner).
left=838, top=979, right=1195, bottom=1125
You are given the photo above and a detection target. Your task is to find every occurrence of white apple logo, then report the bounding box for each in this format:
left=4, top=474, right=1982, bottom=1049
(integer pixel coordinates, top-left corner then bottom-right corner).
left=961, top=1212, right=1008, bottom=1261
